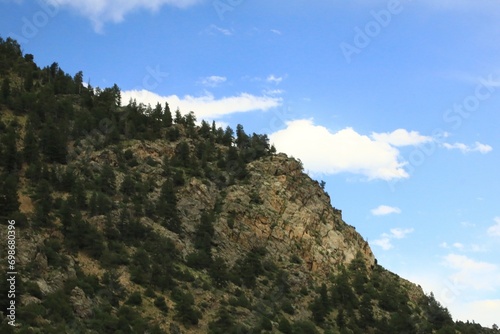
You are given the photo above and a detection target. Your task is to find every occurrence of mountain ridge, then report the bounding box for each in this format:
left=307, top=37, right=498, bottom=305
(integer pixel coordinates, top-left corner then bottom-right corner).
left=0, top=36, right=496, bottom=333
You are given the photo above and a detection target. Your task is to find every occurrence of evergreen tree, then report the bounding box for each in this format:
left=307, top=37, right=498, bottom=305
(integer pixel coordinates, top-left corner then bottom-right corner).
left=120, top=174, right=136, bottom=198
left=235, top=124, right=249, bottom=149
left=157, top=180, right=181, bottom=233
left=359, top=293, right=375, bottom=327
left=73, top=71, right=84, bottom=94
left=99, top=164, right=116, bottom=195
left=173, top=289, right=202, bottom=325
left=184, top=111, right=197, bottom=138
left=1, top=77, right=10, bottom=101
left=194, top=211, right=215, bottom=253
left=0, top=173, right=20, bottom=218
left=40, top=119, right=67, bottom=164
left=174, top=109, right=183, bottom=124
left=209, top=257, right=230, bottom=288
left=208, top=307, right=237, bottom=334
left=1, top=124, right=20, bottom=171
left=199, top=120, right=211, bottom=139
left=163, top=102, right=172, bottom=127
left=222, top=126, right=234, bottom=146
left=23, top=121, right=39, bottom=163
left=173, top=141, right=191, bottom=168
left=310, top=283, right=330, bottom=324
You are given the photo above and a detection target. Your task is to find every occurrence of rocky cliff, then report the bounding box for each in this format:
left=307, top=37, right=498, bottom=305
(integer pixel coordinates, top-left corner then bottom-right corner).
left=0, top=37, right=494, bottom=333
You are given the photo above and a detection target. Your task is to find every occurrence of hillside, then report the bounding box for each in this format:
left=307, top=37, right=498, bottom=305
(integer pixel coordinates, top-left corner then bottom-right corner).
left=0, top=36, right=497, bottom=334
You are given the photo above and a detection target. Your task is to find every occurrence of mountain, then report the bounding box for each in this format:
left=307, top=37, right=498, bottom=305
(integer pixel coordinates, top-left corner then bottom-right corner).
left=0, top=36, right=497, bottom=334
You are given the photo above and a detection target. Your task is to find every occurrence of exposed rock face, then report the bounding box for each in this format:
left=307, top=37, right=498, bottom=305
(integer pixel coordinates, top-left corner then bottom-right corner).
left=176, top=153, right=375, bottom=278
left=70, top=287, right=93, bottom=319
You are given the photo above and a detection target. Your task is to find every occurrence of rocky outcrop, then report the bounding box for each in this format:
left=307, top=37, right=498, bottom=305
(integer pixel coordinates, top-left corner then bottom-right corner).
left=175, top=153, right=376, bottom=279
left=70, top=287, right=93, bottom=319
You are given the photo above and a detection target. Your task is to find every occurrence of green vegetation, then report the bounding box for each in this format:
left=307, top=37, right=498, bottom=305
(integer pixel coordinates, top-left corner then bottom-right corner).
left=0, top=35, right=497, bottom=333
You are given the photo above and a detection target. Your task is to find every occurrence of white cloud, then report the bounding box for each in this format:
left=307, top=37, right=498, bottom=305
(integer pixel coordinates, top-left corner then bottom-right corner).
left=404, top=271, right=500, bottom=327
left=204, top=24, right=233, bottom=36
left=461, top=221, right=476, bottom=228
left=263, top=89, right=284, bottom=96
left=269, top=119, right=408, bottom=180
left=390, top=228, right=414, bottom=239
left=372, top=237, right=393, bottom=250
left=121, top=89, right=282, bottom=119
left=442, top=254, right=500, bottom=291
left=442, top=141, right=493, bottom=154
left=199, top=75, right=227, bottom=87
left=371, top=129, right=433, bottom=147
left=266, top=75, right=283, bottom=84
left=372, top=228, right=414, bottom=250
left=270, top=29, right=282, bottom=35
left=440, top=242, right=449, bottom=249
left=45, top=0, right=201, bottom=31
left=470, top=244, right=487, bottom=253
left=487, top=217, right=500, bottom=237
left=440, top=241, right=487, bottom=253
left=371, top=205, right=401, bottom=216
left=452, top=299, right=500, bottom=329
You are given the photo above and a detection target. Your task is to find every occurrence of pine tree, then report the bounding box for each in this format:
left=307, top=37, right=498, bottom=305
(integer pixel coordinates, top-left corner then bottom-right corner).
left=40, top=119, right=67, bottom=164
left=23, top=122, right=39, bottom=163
left=157, top=180, right=181, bottom=233
left=184, top=111, right=197, bottom=138
left=33, top=179, right=52, bottom=226
left=163, top=102, right=172, bottom=127
left=73, top=71, right=84, bottom=94
left=174, top=109, right=183, bottom=124
left=99, top=164, right=116, bottom=195
left=1, top=77, right=10, bottom=101
left=0, top=173, right=20, bottom=218
left=235, top=124, right=249, bottom=149
left=222, top=126, right=234, bottom=146
left=1, top=124, right=20, bottom=172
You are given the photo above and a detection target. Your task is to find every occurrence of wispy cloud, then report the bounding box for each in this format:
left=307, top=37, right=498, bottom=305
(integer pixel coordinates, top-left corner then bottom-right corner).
left=442, top=253, right=500, bottom=291
left=440, top=241, right=487, bottom=253
left=371, top=129, right=433, bottom=147
left=199, top=75, right=227, bottom=88
left=390, top=228, right=414, bottom=239
left=372, top=228, right=414, bottom=250
left=487, top=217, right=500, bottom=237
left=204, top=24, right=234, bottom=36
left=121, top=89, right=282, bottom=119
left=442, top=141, right=493, bottom=154
left=263, top=89, right=284, bottom=96
left=372, top=237, right=393, bottom=251
left=266, top=74, right=283, bottom=84
left=45, top=0, right=202, bottom=32
left=371, top=205, right=401, bottom=216
left=461, top=221, right=476, bottom=228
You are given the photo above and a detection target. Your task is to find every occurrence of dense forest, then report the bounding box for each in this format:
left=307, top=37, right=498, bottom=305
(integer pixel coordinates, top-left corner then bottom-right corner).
left=0, top=36, right=498, bottom=333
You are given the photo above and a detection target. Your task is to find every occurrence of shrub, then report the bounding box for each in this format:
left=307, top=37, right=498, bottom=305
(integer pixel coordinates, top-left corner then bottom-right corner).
left=154, top=296, right=169, bottom=314
left=126, top=291, right=143, bottom=306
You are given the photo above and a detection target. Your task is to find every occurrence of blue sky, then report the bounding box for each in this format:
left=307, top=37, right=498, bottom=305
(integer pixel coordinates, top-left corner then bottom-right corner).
left=2, top=0, right=499, bottom=327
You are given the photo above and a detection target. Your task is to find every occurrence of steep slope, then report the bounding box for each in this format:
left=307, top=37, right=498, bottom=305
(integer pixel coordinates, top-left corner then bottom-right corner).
left=0, top=36, right=496, bottom=334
